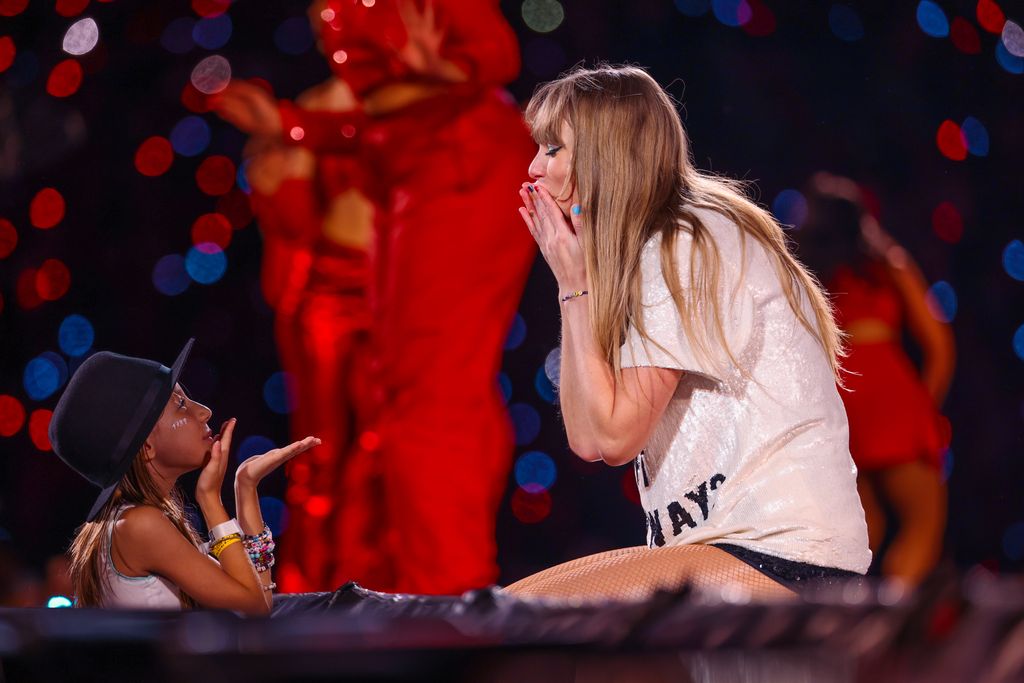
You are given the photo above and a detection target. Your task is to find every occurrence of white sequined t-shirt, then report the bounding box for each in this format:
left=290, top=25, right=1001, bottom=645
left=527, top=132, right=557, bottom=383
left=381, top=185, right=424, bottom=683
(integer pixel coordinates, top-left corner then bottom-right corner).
left=621, top=206, right=871, bottom=573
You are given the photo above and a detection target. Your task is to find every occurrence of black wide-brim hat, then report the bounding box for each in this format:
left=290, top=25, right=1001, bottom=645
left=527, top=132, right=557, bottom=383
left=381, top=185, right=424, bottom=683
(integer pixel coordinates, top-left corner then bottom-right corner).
left=49, top=339, right=194, bottom=521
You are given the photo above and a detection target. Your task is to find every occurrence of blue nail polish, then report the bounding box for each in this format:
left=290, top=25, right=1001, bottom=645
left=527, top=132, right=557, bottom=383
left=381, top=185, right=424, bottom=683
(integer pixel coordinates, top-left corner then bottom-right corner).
left=527, top=185, right=535, bottom=193
left=571, top=204, right=581, bottom=216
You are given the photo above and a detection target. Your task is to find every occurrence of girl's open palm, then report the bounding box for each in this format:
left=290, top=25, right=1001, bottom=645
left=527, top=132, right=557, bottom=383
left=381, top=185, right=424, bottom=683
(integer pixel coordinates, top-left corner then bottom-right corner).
left=235, top=436, right=321, bottom=487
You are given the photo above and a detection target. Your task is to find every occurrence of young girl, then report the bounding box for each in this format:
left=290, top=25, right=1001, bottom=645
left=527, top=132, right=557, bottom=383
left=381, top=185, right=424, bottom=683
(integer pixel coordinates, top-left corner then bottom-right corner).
left=504, top=65, right=872, bottom=601
left=51, top=339, right=320, bottom=613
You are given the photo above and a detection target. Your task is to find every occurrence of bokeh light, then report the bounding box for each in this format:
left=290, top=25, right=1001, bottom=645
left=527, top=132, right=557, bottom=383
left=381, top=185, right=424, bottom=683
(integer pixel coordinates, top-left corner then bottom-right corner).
left=916, top=1, right=949, bottom=38
left=35, top=259, right=71, bottom=301
left=263, top=371, right=296, bottom=414
left=55, top=0, right=89, bottom=18
left=0, top=395, right=26, bottom=437
left=28, top=409, right=53, bottom=451
left=62, top=17, right=99, bottom=56
left=622, top=469, right=641, bottom=504
left=46, top=595, right=72, bottom=608
left=961, top=116, right=989, bottom=156
left=1002, top=20, right=1024, bottom=57
left=24, top=355, right=63, bottom=400
left=238, top=435, right=276, bottom=461
left=40, top=351, right=69, bottom=389
left=505, top=312, right=527, bottom=350
left=160, top=17, right=196, bottom=54
left=521, top=0, right=565, bottom=33
left=674, top=0, right=709, bottom=17
left=0, top=0, right=28, bottom=17
left=711, top=0, right=752, bottom=28
left=259, top=496, right=288, bottom=536
left=544, top=347, right=561, bottom=388
left=170, top=115, right=211, bottom=157
left=273, top=17, right=314, bottom=55
left=152, top=254, right=190, bottom=296
left=193, top=13, right=232, bottom=50
left=926, top=281, right=957, bottom=323
left=509, top=402, right=541, bottom=445
left=977, top=0, right=1006, bottom=34
left=195, top=155, right=236, bottom=195
left=534, top=366, right=556, bottom=403
left=192, top=0, right=231, bottom=18
left=772, top=188, right=808, bottom=228
left=740, top=0, right=775, bottom=37
left=936, top=120, right=967, bottom=161
left=185, top=243, right=227, bottom=284
left=46, top=59, right=83, bottom=98
left=190, top=54, right=231, bottom=95
left=996, top=39, right=1024, bottom=74
left=1003, top=240, right=1024, bottom=281
left=511, top=487, right=551, bottom=524
left=134, top=136, right=174, bottom=177
left=829, top=4, right=865, bottom=42
left=191, top=213, right=233, bottom=249
left=0, top=36, right=15, bottom=73
left=931, top=201, right=963, bottom=244
left=0, top=218, right=16, bottom=258
left=515, top=450, right=557, bottom=493
left=1013, top=324, right=1024, bottom=361
left=498, top=372, right=512, bottom=403
left=181, top=82, right=211, bottom=113
left=950, top=17, right=981, bottom=54
left=59, top=314, right=94, bottom=357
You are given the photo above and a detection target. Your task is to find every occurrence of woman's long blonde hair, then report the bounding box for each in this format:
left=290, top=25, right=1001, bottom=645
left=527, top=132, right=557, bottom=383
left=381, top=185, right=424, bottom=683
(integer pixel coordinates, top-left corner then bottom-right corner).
left=525, top=64, right=845, bottom=380
left=68, top=451, right=201, bottom=608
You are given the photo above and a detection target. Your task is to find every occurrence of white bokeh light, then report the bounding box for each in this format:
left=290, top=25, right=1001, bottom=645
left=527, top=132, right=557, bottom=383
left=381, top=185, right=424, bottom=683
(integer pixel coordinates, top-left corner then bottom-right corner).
left=63, top=17, right=99, bottom=56
left=1002, top=20, right=1024, bottom=58
left=191, top=55, right=232, bottom=95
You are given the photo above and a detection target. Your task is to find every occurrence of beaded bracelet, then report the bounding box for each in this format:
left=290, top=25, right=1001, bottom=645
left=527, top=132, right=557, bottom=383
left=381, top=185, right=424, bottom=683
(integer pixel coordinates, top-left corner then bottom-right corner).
left=210, top=533, right=241, bottom=560
left=560, top=290, right=588, bottom=303
left=243, top=525, right=276, bottom=573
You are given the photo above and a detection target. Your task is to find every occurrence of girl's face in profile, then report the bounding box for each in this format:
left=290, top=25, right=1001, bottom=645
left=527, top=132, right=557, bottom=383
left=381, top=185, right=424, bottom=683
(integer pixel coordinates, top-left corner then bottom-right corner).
left=149, top=384, right=215, bottom=472
left=528, top=121, right=576, bottom=216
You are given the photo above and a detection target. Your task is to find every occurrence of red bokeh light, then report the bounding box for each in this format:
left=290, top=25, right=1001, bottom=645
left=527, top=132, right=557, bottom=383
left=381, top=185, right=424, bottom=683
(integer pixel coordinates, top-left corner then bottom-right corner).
left=740, top=0, right=776, bottom=37
left=216, top=189, right=254, bottom=229
left=55, top=0, right=90, bottom=17
left=0, top=0, right=28, bottom=17
left=36, top=258, right=71, bottom=301
left=30, top=188, right=66, bottom=229
left=358, top=430, right=381, bottom=452
left=0, top=36, right=15, bottom=73
left=181, top=81, right=211, bottom=113
left=196, top=155, right=236, bottom=196
left=16, top=269, right=42, bottom=309
left=511, top=487, right=552, bottom=524
left=29, top=409, right=53, bottom=451
left=134, top=136, right=174, bottom=177
left=950, top=17, right=981, bottom=54
left=288, top=461, right=311, bottom=485
left=46, top=59, right=83, bottom=98
left=936, top=120, right=968, bottom=161
left=192, top=0, right=230, bottom=17
left=932, top=201, right=964, bottom=244
left=191, top=213, right=233, bottom=249
left=286, top=484, right=309, bottom=505
left=0, top=395, right=26, bottom=437
left=305, top=495, right=332, bottom=518
left=0, top=218, right=16, bottom=258
left=977, top=0, right=1005, bottom=33
left=621, top=470, right=641, bottom=505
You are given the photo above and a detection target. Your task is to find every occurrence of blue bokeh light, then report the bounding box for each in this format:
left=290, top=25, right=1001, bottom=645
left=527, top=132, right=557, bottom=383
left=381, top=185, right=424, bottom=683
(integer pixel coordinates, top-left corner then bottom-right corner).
left=263, top=372, right=296, bottom=414
left=828, top=4, right=864, bottom=42
left=916, top=1, right=949, bottom=38
left=515, top=451, right=558, bottom=493
left=927, top=281, right=957, bottom=322
left=509, top=402, right=541, bottom=446
left=47, top=596, right=73, bottom=608
left=193, top=14, right=232, bottom=50
left=170, top=116, right=211, bottom=157
left=40, top=351, right=69, bottom=389
left=59, top=314, right=94, bottom=357
left=505, top=313, right=527, bottom=351
left=274, top=17, right=314, bottom=56
left=1013, top=324, right=1024, bottom=361
left=259, top=496, right=289, bottom=536
left=772, top=189, right=808, bottom=229
left=996, top=40, right=1024, bottom=74
left=236, top=159, right=252, bottom=194
left=960, top=116, right=989, bottom=157
left=1003, top=240, right=1024, bottom=281
left=238, top=435, right=276, bottom=461
left=185, top=244, right=227, bottom=285
left=711, top=0, right=749, bottom=27
left=497, top=372, right=512, bottom=404
left=535, top=366, right=557, bottom=403
left=160, top=17, right=196, bottom=54
left=153, top=254, right=190, bottom=296
left=24, top=355, right=62, bottom=400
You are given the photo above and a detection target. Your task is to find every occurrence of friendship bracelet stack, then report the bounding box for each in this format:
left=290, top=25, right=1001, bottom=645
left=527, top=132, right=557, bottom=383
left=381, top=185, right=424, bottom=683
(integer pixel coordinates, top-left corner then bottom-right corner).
left=243, top=525, right=276, bottom=573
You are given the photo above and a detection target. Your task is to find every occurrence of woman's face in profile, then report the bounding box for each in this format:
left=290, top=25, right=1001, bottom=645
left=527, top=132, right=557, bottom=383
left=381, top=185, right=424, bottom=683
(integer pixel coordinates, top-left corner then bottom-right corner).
left=528, top=121, right=575, bottom=216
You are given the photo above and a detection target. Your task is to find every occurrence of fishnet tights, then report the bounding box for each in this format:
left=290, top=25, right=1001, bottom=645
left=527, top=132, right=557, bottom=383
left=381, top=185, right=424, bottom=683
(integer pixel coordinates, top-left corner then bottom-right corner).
left=504, top=545, right=797, bottom=603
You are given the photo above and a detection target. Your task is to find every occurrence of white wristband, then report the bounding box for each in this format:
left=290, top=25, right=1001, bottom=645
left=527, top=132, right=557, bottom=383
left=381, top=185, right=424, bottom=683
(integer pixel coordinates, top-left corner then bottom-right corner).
left=209, top=518, right=242, bottom=542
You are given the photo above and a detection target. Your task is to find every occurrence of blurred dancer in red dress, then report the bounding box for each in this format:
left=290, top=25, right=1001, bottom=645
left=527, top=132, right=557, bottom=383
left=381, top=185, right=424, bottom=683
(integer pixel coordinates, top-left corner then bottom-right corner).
left=796, top=173, right=955, bottom=585
left=215, top=0, right=536, bottom=593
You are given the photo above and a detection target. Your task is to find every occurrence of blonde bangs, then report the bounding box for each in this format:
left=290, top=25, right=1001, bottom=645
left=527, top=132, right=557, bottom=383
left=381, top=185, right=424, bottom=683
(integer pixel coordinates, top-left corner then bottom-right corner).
left=524, top=80, right=571, bottom=145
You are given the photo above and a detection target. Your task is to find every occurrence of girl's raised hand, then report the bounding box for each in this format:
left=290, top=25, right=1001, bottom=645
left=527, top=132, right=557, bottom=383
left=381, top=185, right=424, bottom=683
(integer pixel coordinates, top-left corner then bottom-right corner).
left=196, top=418, right=235, bottom=504
left=518, top=183, right=588, bottom=294
left=235, top=436, right=321, bottom=489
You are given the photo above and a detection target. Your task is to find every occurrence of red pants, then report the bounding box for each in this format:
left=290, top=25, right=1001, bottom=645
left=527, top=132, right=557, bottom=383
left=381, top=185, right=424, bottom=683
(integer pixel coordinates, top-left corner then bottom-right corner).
left=365, top=90, right=537, bottom=593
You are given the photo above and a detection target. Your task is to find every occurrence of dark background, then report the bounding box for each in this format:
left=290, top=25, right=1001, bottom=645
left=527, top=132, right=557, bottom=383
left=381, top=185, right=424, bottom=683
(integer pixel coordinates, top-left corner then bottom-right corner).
left=1, top=0, right=1022, bottom=602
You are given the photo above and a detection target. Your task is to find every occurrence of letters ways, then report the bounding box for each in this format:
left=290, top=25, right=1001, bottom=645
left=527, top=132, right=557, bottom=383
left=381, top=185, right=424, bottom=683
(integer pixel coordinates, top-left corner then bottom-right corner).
left=646, top=473, right=726, bottom=547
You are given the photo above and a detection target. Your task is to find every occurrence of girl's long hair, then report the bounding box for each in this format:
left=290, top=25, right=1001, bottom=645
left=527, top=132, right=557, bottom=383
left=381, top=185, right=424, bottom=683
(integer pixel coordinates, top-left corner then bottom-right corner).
left=525, top=64, right=845, bottom=381
left=68, top=451, right=201, bottom=608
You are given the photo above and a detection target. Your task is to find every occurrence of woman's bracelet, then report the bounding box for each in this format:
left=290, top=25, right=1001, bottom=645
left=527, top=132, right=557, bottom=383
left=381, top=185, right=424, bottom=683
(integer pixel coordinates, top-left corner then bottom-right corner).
left=560, top=290, right=588, bottom=303
left=210, top=533, right=242, bottom=560
left=243, top=525, right=276, bottom=573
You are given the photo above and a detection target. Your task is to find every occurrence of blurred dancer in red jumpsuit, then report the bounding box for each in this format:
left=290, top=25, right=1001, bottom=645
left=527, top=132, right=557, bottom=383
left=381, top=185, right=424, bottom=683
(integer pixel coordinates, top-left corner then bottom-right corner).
left=215, top=0, right=536, bottom=593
